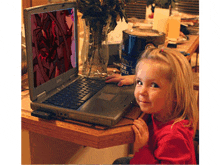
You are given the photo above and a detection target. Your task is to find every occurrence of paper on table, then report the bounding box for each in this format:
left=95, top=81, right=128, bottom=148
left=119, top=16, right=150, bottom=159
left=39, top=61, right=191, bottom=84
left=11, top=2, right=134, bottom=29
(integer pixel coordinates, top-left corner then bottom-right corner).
left=153, top=8, right=170, bottom=33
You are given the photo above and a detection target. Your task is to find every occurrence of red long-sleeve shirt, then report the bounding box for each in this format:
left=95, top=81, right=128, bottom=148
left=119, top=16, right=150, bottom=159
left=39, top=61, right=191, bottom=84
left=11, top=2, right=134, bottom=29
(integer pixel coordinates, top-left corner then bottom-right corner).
left=130, top=115, right=196, bottom=164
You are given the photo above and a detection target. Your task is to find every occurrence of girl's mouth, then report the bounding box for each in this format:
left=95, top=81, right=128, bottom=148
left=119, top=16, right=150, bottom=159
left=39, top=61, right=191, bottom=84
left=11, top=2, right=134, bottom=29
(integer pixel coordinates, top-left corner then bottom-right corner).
left=138, top=99, right=150, bottom=104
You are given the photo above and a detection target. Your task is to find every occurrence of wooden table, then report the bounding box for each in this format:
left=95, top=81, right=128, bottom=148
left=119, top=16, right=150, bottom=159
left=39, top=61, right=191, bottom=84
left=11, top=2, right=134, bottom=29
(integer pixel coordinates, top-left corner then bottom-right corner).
left=21, top=34, right=199, bottom=149
left=22, top=91, right=141, bottom=149
left=168, top=35, right=199, bottom=61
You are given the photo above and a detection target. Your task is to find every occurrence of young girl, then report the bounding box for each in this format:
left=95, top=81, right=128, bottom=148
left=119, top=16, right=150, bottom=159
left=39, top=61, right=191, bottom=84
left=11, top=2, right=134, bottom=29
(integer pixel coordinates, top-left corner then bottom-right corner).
left=107, top=47, right=198, bottom=164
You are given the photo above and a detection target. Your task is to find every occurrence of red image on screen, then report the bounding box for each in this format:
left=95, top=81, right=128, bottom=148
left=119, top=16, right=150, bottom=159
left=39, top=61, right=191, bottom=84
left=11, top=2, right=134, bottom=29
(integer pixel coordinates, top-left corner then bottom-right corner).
left=31, top=8, right=76, bottom=87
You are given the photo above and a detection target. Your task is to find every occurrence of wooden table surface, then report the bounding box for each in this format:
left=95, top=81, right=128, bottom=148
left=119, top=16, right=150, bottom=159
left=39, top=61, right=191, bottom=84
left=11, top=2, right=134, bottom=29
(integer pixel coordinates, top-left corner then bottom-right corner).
left=170, top=35, right=199, bottom=61
left=21, top=34, right=199, bottom=149
left=22, top=91, right=142, bottom=148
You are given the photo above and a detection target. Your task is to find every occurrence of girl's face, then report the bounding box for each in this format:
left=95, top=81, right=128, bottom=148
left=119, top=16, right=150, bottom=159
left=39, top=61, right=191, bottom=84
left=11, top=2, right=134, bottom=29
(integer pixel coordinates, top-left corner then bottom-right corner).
left=134, top=59, right=174, bottom=118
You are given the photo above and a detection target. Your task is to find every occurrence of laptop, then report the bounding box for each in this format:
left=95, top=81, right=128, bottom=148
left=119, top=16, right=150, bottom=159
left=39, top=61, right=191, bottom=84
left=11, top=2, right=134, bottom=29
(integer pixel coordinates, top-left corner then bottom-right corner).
left=24, top=2, right=135, bottom=126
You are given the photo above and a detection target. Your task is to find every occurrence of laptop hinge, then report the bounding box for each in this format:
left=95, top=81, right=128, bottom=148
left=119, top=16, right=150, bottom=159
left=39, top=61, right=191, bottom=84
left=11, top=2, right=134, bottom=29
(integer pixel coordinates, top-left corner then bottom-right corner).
left=37, top=91, right=46, bottom=101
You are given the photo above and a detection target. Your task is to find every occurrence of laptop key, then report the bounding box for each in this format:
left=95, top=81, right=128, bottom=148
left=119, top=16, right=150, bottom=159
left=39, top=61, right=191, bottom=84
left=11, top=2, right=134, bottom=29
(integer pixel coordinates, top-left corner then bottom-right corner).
left=43, top=77, right=106, bottom=109
left=81, top=92, right=95, bottom=101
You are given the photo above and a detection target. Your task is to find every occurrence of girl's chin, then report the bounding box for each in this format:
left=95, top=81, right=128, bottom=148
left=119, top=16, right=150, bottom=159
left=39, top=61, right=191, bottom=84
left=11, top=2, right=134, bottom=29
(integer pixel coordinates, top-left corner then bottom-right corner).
left=138, top=104, right=159, bottom=114
left=138, top=101, right=150, bottom=106
left=139, top=106, right=152, bottom=113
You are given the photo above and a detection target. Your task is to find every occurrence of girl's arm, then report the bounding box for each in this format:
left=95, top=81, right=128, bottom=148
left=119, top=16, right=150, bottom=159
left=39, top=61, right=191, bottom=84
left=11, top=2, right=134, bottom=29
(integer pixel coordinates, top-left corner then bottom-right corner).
left=105, top=74, right=135, bottom=86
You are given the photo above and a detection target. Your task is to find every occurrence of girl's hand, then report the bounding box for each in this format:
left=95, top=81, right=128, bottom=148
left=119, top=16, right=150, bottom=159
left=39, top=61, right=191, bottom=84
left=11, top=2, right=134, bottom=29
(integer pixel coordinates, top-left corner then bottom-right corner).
left=132, top=118, right=149, bottom=153
left=105, top=74, right=135, bottom=86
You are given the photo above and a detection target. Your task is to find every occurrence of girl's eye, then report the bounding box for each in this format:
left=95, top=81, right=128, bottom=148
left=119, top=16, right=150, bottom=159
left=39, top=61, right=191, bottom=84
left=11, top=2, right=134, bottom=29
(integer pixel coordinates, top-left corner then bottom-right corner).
left=136, top=80, right=143, bottom=85
left=151, top=82, right=159, bottom=88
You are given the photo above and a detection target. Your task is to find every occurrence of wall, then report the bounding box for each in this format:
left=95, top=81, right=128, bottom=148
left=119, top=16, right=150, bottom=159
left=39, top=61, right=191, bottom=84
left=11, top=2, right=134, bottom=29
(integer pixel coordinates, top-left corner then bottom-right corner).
left=21, top=130, right=129, bottom=164
left=67, top=144, right=129, bottom=164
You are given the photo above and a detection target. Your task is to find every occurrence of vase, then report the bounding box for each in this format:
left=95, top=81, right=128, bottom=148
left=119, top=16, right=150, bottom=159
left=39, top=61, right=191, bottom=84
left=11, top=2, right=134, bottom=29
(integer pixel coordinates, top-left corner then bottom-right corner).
left=81, top=20, right=109, bottom=78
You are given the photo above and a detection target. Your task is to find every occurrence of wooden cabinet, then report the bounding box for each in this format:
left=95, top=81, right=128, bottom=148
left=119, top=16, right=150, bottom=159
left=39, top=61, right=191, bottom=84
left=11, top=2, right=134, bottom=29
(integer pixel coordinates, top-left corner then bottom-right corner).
left=124, top=0, right=147, bottom=19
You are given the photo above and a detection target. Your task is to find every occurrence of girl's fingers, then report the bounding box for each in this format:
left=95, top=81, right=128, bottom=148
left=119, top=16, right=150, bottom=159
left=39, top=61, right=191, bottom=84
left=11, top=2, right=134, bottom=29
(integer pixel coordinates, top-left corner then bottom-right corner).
left=133, top=119, right=150, bottom=152
left=105, top=77, right=122, bottom=83
left=133, top=120, right=146, bottom=136
left=106, top=74, right=135, bottom=86
left=119, top=79, right=134, bottom=86
left=133, top=119, right=149, bottom=136
left=138, top=118, right=148, bottom=131
left=105, top=74, right=121, bottom=80
left=106, top=77, right=128, bottom=87
left=132, top=125, right=141, bottom=138
left=105, top=75, right=124, bottom=86
left=117, top=79, right=130, bottom=86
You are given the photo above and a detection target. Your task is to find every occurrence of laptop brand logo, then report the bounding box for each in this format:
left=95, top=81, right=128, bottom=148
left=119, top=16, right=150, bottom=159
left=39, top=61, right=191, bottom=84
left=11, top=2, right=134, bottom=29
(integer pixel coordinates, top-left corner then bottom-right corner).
left=56, top=78, right=62, bottom=84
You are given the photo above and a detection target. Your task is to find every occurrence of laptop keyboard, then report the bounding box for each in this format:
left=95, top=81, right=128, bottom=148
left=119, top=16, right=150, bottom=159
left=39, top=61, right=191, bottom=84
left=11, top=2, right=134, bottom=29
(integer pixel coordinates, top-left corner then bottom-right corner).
left=43, top=77, right=106, bottom=110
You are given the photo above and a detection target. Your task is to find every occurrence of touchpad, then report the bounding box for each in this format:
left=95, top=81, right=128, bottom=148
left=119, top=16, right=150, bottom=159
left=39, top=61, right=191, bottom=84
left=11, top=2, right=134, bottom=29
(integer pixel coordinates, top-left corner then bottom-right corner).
left=112, top=94, right=128, bottom=103
left=98, top=93, right=116, bottom=101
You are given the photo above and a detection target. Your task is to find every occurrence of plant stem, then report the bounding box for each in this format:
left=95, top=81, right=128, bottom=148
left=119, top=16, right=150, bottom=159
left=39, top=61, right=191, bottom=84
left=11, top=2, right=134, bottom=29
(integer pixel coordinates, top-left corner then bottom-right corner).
left=87, top=46, right=95, bottom=76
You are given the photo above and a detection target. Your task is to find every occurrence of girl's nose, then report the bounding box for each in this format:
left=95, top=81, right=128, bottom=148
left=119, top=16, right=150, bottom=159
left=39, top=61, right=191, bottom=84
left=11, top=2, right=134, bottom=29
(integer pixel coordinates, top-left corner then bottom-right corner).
left=140, top=86, right=148, bottom=96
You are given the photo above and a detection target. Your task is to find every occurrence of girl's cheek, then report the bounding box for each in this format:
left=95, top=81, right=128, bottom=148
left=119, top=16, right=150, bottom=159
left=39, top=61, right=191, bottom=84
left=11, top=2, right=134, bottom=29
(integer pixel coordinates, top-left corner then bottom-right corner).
left=134, top=88, right=139, bottom=99
left=134, top=88, right=137, bottom=97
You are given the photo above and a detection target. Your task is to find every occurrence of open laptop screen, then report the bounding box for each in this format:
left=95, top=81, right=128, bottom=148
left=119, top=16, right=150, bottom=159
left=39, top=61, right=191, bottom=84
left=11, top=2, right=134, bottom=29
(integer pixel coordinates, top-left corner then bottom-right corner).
left=31, top=7, right=77, bottom=87
left=24, top=2, right=78, bottom=101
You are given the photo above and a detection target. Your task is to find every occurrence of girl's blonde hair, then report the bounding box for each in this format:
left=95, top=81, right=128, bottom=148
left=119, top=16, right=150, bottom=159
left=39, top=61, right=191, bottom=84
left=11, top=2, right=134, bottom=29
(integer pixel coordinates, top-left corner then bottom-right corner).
left=136, top=47, right=198, bottom=135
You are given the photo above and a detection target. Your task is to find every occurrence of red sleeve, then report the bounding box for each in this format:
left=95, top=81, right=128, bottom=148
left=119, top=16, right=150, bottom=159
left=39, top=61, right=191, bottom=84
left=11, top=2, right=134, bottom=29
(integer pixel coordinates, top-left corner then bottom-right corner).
left=130, top=133, right=195, bottom=164
left=154, top=134, right=195, bottom=164
left=130, top=145, right=158, bottom=164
